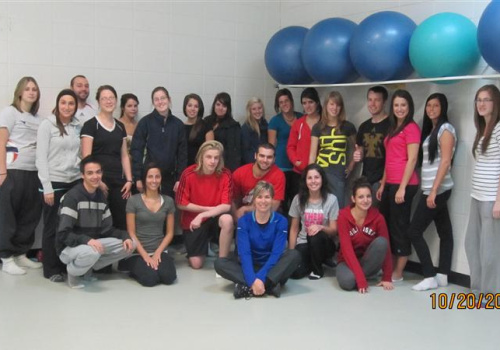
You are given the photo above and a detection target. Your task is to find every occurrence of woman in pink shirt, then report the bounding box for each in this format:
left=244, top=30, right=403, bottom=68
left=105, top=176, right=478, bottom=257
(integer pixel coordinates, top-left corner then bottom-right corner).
left=376, top=89, right=421, bottom=282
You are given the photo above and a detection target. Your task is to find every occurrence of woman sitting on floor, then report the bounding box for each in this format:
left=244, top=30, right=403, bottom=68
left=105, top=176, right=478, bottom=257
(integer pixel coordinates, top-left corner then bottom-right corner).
left=215, top=181, right=301, bottom=299
left=337, top=177, right=394, bottom=293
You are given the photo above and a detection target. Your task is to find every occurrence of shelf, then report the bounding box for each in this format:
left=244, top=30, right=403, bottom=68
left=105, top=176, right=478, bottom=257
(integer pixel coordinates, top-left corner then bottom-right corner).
left=276, top=73, right=500, bottom=88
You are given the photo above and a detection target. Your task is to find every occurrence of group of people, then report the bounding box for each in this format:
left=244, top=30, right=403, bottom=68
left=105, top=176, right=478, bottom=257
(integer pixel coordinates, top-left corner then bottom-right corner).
left=0, top=75, right=498, bottom=301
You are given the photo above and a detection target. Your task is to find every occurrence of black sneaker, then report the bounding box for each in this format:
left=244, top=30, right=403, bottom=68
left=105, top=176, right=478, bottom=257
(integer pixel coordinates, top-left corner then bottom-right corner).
left=267, top=283, right=281, bottom=298
left=233, top=283, right=253, bottom=299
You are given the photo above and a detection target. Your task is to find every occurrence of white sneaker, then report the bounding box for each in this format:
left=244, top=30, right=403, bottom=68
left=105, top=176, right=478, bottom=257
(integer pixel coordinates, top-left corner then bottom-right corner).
left=14, top=254, right=42, bottom=269
left=436, top=273, right=448, bottom=287
left=67, top=274, right=85, bottom=289
left=1, top=257, right=27, bottom=275
left=412, top=277, right=438, bottom=291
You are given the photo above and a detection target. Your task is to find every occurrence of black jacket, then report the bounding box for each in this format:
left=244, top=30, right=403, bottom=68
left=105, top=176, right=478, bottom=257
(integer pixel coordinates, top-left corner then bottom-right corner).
left=204, top=114, right=241, bottom=171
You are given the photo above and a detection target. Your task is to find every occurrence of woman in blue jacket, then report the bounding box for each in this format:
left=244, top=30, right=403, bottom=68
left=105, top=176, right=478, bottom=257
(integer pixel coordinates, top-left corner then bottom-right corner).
left=215, top=181, right=301, bottom=299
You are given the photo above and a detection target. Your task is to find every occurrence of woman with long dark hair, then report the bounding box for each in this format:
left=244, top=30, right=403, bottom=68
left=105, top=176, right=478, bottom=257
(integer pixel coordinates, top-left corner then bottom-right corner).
left=289, top=164, right=338, bottom=279
left=408, top=93, right=456, bottom=291
left=466, top=84, right=500, bottom=297
left=204, top=92, right=241, bottom=171
left=376, top=89, right=420, bottom=282
left=337, top=177, right=393, bottom=293
left=36, top=89, right=81, bottom=282
left=125, top=163, right=177, bottom=287
left=118, top=93, right=139, bottom=153
left=183, top=93, right=213, bottom=166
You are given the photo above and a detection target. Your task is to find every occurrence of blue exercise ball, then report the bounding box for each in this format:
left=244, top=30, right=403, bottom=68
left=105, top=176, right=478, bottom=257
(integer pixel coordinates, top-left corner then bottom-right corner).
left=409, top=12, right=480, bottom=79
left=478, top=1, right=500, bottom=72
left=265, top=26, right=313, bottom=84
left=350, top=11, right=416, bottom=81
left=302, top=18, right=358, bottom=84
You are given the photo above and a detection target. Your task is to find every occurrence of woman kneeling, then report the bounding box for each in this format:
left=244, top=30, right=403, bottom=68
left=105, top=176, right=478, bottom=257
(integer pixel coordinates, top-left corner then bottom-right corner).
left=215, top=181, right=301, bottom=299
left=337, top=177, right=394, bottom=293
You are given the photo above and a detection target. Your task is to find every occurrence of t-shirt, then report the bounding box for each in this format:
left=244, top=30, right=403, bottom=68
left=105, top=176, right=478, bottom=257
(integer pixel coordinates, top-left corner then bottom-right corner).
left=384, top=122, right=420, bottom=185
left=288, top=193, right=339, bottom=245
left=356, top=117, right=390, bottom=184
left=232, top=163, right=285, bottom=204
left=472, top=122, right=500, bottom=201
left=176, top=164, right=232, bottom=230
left=185, top=121, right=211, bottom=166
left=311, top=121, right=356, bottom=177
left=81, top=117, right=127, bottom=179
left=421, top=123, right=456, bottom=195
left=76, top=103, right=96, bottom=126
left=126, top=194, right=175, bottom=253
left=0, top=106, right=40, bottom=171
left=268, top=112, right=302, bottom=171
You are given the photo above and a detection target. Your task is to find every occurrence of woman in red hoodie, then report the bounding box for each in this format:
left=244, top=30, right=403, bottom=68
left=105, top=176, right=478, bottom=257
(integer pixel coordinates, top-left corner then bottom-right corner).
left=336, top=177, right=394, bottom=293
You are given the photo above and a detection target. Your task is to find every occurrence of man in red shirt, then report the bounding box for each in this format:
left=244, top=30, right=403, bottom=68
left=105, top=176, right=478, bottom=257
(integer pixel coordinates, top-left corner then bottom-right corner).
left=232, top=143, right=285, bottom=219
left=176, top=141, right=234, bottom=269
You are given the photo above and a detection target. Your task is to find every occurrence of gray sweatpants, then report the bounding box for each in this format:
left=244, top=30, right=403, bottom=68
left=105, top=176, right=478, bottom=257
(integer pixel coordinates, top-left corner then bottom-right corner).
left=59, top=237, right=133, bottom=276
left=465, top=199, right=500, bottom=294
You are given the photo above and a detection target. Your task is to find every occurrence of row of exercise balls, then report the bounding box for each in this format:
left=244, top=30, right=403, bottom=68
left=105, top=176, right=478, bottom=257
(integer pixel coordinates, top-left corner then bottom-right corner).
left=265, top=11, right=484, bottom=84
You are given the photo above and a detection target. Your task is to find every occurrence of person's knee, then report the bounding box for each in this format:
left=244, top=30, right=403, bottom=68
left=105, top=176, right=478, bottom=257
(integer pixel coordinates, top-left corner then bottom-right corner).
left=219, top=214, right=234, bottom=232
left=136, top=274, right=160, bottom=287
left=160, top=270, right=177, bottom=285
left=338, top=278, right=356, bottom=291
left=189, top=256, right=204, bottom=269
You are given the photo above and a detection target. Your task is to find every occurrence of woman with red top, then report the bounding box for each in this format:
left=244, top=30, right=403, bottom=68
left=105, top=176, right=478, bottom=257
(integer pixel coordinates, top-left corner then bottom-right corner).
left=337, top=177, right=394, bottom=293
left=286, top=87, right=321, bottom=195
left=376, top=89, right=421, bottom=282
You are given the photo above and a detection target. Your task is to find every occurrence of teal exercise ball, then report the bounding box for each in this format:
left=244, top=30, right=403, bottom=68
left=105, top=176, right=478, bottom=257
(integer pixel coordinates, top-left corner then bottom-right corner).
left=409, top=12, right=480, bottom=79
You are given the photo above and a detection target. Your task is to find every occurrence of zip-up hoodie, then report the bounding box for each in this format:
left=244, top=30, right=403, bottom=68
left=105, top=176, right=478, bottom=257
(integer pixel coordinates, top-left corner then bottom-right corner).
left=287, top=115, right=314, bottom=174
left=56, top=183, right=129, bottom=254
left=36, top=114, right=81, bottom=194
left=337, top=206, right=393, bottom=289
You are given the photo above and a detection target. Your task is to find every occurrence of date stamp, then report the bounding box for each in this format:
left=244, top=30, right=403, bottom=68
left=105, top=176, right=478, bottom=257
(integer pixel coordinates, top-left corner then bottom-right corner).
left=430, top=293, right=500, bottom=309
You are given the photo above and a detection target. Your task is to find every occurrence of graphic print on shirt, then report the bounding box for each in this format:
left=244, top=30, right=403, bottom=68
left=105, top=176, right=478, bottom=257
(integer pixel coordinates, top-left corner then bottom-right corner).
left=362, top=127, right=384, bottom=158
left=304, top=208, right=325, bottom=228
left=316, top=128, right=348, bottom=167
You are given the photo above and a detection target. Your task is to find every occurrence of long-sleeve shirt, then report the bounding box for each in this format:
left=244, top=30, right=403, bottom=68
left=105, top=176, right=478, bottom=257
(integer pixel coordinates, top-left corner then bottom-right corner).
left=286, top=115, right=314, bottom=174
left=337, top=206, right=393, bottom=289
left=237, top=211, right=288, bottom=286
left=131, top=109, right=187, bottom=181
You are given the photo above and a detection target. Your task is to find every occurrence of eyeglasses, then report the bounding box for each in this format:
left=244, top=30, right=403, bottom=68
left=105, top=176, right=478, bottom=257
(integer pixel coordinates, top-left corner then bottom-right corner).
left=475, top=98, right=493, bottom=103
left=100, top=97, right=116, bottom=102
left=154, top=96, right=169, bottom=103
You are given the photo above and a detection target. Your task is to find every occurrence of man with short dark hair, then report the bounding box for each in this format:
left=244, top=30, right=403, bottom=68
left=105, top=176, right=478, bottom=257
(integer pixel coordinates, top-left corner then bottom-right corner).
left=355, top=86, right=390, bottom=206
left=57, top=156, right=134, bottom=288
left=70, top=75, right=96, bottom=125
left=232, top=143, right=285, bottom=219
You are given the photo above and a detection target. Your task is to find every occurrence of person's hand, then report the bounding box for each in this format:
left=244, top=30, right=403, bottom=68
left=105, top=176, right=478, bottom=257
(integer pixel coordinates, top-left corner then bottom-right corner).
left=307, top=224, right=322, bottom=236
left=358, top=287, right=367, bottom=294
left=88, top=239, right=104, bottom=253
left=426, top=191, right=437, bottom=209
left=151, top=250, right=162, bottom=269
left=251, top=279, right=266, bottom=296
left=136, top=180, right=144, bottom=193
left=189, top=213, right=204, bottom=231
left=353, top=145, right=362, bottom=162
left=377, top=281, right=394, bottom=290
left=173, top=181, right=179, bottom=193
left=99, top=181, right=109, bottom=197
left=376, top=184, right=384, bottom=201
left=123, top=239, right=134, bottom=253
left=142, top=255, right=157, bottom=270
left=395, top=187, right=405, bottom=204
left=493, top=200, right=500, bottom=219
left=295, top=160, right=302, bottom=167
left=121, top=181, right=132, bottom=199
left=44, top=193, right=55, bottom=206
left=0, top=173, right=6, bottom=186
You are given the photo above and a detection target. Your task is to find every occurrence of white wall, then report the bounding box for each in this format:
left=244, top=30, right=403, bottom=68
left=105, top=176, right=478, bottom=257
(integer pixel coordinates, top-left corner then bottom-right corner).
left=1, top=0, right=496, bottom=275
left=0, top=0, right=281, bottom=122
left=279, top=0, right=496, bottom=276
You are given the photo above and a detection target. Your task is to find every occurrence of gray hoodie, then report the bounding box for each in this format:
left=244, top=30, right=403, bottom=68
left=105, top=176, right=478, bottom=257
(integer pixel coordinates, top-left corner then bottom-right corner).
left=36, top=114, right=81, bottom=194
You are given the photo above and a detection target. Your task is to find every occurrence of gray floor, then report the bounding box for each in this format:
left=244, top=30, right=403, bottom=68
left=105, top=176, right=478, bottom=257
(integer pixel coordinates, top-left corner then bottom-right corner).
left=0, top=254, right=497, bottom=350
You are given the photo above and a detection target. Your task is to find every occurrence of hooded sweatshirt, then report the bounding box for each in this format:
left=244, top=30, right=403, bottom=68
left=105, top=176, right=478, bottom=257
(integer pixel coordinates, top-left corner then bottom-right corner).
left=337, top=206, right=393, bottom=289
left=36, top=114, right=81, bottom=194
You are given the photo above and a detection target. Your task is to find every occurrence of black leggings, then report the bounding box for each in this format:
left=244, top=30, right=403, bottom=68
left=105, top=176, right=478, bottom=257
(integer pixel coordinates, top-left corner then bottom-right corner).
left=127, top=253, right=177, bottom=287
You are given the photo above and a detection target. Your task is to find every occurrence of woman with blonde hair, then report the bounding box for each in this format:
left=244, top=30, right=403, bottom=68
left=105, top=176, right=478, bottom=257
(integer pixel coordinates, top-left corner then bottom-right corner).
left=0, top=76, right=43, bottom=275
left=241, top=97, right=268, bottom=164
left=309, top=91, right=356, bottom=208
